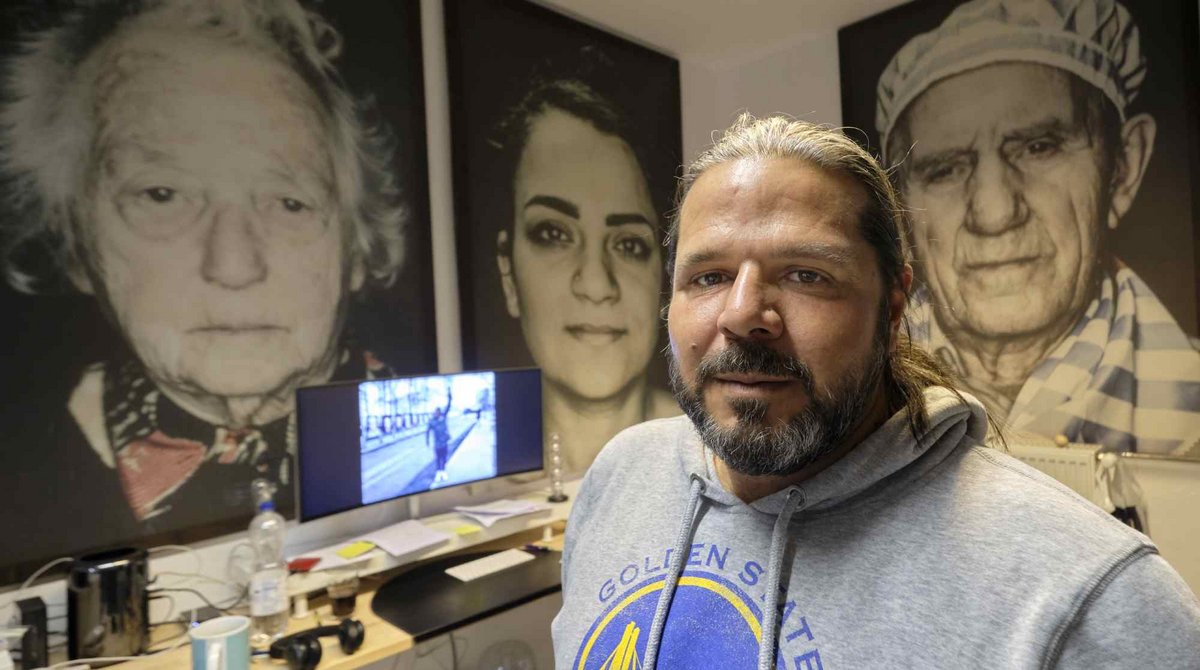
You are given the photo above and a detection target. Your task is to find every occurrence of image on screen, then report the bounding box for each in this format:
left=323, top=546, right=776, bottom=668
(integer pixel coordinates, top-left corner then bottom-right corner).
left=359, top=371, right=497, bottom=505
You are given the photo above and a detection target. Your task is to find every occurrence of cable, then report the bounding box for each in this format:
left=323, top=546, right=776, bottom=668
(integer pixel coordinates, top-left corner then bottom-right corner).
left=147, top=544, right=203, bottom=588
left=47, top=656, right=142, bottom=668
left=19, top=556, right=73, bottom=590
left=149, top=592, right=176, bottom=623
left=448, top=631, right=461, bottom=670
left=46, top=631, right=191, bottom=670
left=45, top=617, right=193, bottom=668
left=150, top=586, right=246, bottom=613
left=152, top=571, right=237, bottom=587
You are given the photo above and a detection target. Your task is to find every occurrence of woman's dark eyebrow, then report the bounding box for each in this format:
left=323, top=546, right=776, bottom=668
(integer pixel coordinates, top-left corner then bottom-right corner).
left=524, top=195, right=578, bottom=219
left=607, top=213, right=651, bottom=228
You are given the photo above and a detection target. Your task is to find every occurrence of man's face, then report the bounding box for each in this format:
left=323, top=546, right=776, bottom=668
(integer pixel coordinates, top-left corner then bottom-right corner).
left=899, top=62, right=1108, bottom=340
left=503, top=109, right=662, bottom=401
left=668, top=157, right=898, bottom=475
left=79, top=29, right=356, bottom=403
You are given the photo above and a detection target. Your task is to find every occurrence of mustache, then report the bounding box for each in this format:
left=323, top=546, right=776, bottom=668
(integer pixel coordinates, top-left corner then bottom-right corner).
left=694, top=341, right=814, bottom=395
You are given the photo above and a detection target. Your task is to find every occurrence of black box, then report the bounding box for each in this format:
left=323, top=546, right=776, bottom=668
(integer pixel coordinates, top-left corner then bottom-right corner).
left=15, top=598, right=47, bottom=670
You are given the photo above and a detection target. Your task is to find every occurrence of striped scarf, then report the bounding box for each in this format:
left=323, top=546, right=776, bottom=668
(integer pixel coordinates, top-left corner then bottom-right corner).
left=905, top=266, right=1200, bottom=455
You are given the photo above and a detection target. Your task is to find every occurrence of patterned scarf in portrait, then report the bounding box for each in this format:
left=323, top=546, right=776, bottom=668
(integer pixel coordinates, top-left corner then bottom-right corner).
left=906, top=264, right=1200, bottom=455
left=103, top=357, right=292, bottom=521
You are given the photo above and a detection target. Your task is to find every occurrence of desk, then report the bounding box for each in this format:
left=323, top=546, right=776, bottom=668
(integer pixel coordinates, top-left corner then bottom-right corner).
left=372, top=549, right=561, bottom=641
left=118, top=588, right=413, bottom=669
left=113, top=533, right=564, bottom=669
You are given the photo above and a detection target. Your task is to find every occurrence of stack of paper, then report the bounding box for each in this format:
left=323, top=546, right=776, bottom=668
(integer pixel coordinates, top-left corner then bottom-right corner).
left=453, top=499, right=548, bottom=527
left=361, top=519, right=451, bottom=557
left=292, top=520, right=450, bottom=571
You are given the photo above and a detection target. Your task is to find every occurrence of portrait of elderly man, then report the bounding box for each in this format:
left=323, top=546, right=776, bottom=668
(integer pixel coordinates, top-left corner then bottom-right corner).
left=0, top=0, right=431, bottom=575
left=857, top=0, right=1200, bottom=454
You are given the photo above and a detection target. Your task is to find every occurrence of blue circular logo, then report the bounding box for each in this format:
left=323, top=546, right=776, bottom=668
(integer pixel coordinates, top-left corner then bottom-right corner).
left=573, top=570, right=783, bottom=669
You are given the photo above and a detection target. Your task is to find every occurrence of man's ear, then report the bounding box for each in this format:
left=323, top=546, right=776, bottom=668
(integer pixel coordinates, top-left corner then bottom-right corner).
left=887, top=263, right=913, bottom=351
left=496, top=230, right=520, bottom=318
left=63, top=214, right=95, bottom=295
left=65, top=258, right=94, bottom=295
left=350, top=252, right=366, bottom=292
left=1107, top=112, right=1156, bottom=230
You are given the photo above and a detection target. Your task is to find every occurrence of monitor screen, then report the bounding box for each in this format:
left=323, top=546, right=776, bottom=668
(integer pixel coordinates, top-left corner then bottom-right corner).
left=296, top=368, right=543, bottom=521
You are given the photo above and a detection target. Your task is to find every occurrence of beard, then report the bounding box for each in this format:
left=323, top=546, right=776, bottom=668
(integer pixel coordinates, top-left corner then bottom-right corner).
left=669, top=330, right=889, bottom=477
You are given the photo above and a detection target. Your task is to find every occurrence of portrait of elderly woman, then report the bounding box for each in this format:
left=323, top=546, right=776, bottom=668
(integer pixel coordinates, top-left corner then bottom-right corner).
left=0, top=0, right=434, bottom=580
left=446, top=0, right=682, bottom=474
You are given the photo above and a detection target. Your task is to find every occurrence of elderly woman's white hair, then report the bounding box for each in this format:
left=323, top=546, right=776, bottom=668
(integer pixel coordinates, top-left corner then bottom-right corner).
left=0, top=0, right=406, bottom=293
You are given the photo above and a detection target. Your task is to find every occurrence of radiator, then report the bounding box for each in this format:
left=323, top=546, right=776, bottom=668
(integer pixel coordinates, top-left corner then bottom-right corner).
left=1007, top=442, right=1104, bottom=507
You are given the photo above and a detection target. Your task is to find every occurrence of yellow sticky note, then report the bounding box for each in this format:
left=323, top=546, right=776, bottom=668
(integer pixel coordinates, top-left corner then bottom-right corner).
left=453, top=524, right=481, bottom=536
left=336, top=540, right=375, bottom=559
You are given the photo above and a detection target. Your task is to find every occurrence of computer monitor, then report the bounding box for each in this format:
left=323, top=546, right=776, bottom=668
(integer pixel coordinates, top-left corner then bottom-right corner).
left=296, top=368, right=543, bottom=521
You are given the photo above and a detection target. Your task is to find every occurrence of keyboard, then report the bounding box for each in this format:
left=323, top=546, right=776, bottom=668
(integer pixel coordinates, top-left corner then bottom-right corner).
left=445, top=548, right=536, bottom=582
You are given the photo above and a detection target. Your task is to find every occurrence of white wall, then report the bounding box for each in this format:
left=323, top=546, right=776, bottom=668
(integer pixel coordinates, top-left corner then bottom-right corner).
left=680, top=31, right=844, bottom=162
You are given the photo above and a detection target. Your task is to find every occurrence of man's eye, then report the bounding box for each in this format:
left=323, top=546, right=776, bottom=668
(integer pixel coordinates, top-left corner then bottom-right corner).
left=528, top=221, right=573, bottom=247
left=280, top=197, right=309, bottom=213
left=788, top=269, right=825, bottom=284
left=1024, top=137, right=1061, bottom=157
left=692, top=272, right=726, bottom=288
left=142, top=186, right=176, bottom=203
left=921, top=160, right=969, bottom=186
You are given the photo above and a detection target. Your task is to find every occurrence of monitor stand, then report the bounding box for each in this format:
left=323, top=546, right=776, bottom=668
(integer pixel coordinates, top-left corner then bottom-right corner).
left=371, top=549, right=562, bottom=641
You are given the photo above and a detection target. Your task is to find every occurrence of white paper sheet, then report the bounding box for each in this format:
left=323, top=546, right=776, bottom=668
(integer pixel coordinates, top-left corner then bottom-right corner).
left=453, top=499, right=548, bottom=527
left=360, top=519, right=450, bottom=557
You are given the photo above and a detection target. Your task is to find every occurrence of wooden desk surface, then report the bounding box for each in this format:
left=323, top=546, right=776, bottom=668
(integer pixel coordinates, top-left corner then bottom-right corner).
left=112, top=526, right=566, bottom=669
left=118, top=588, right=412, bottom=669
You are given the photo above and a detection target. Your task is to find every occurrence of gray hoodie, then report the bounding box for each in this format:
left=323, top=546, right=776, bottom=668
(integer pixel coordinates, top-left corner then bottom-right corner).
left=552, top=387, right=1200, bottom=669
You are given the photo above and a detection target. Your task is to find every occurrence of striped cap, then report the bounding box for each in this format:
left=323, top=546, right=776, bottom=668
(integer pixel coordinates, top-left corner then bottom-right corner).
left=876, top=0, right=1146, bottom=156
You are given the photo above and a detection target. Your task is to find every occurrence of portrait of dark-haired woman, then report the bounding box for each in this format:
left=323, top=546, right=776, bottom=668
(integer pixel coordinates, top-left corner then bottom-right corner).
left=491, top=67, right=679, bottom=474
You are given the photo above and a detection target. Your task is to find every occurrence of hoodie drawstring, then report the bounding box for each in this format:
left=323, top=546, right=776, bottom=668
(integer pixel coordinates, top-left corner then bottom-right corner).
left=757, top=486, right=804, bottom=670
left=644, top=474, right=706, bottom=668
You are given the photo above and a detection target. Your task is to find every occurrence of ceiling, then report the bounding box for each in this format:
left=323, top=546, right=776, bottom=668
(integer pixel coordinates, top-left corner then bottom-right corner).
left=537, top=0, right=908, bottom=64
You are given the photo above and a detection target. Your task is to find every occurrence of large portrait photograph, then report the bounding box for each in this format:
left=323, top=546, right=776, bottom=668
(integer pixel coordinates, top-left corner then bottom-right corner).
left=445, top=0, right=683, bottom=475
left=839, top=0, right=1200, bottom=456
left=0, top=0, right=436, bottom=583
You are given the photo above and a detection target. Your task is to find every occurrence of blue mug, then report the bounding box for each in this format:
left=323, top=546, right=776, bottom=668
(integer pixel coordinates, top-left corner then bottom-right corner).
left=189, top=616, right=250, bottom=670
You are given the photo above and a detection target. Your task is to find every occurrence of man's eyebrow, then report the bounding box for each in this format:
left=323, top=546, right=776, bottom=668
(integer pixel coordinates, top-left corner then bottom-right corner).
left=770, top=242, right=857, bottom=266
left=523, top=195, right=579, bottom=219
left=606, top=213, right=652, bottom=228
left=1002, top=117, right=1075, bottom=142
left=910, top=147, right=974, bottom=174
left=678, top=242, right=857, bottom=269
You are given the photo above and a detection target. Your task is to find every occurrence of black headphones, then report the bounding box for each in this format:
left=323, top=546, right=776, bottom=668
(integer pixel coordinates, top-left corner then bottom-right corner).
left=268, top=618, right=365, bottom=670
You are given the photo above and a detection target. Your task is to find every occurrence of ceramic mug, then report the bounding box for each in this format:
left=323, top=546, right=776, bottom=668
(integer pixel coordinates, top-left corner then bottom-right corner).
left=189, top=615, right=250, bottom=670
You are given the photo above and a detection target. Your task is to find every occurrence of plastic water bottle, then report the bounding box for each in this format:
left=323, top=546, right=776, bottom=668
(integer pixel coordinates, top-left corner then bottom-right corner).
left=248, top=479, right=288, bottom=647
left=0, top=638, right=14, bottom=670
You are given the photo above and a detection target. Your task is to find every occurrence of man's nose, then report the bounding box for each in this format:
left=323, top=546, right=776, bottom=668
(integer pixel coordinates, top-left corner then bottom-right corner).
left=717, top=266, right=782, bottom=341
left=571, top=241, right=620, bottom=304
left=964, top=156, right=1030, bottom=235
left=201, top=203, right=267, bottom=289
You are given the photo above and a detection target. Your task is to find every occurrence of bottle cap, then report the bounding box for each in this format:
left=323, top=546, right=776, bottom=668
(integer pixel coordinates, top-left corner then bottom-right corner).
left=258, top=501, right=276, bottom=512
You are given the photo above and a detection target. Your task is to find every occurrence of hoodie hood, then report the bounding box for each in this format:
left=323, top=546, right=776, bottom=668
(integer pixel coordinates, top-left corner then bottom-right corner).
left=641, top=386, right=988, bottom=669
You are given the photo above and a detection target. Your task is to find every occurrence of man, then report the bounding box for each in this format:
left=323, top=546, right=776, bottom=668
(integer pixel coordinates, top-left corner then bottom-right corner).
left=426, top=387, right=453, bottom=484
left=551, top=115, right=1200, bottom=668
left=0, top=0, right=406, bottom=565
left=875, top=0, right=1200, bottom=454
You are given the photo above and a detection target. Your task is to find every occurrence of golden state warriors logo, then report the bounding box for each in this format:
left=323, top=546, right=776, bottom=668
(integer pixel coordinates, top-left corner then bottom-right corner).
left=572, top=543, right=824, bottom=669
left=574, top=571, right=779, bottom=669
